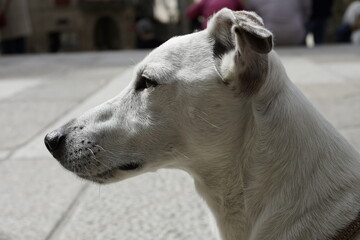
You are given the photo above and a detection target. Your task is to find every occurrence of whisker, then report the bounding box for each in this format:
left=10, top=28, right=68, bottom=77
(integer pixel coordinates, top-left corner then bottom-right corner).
left=173, top=148, right=190, bottom=160
left=196, top=114, right=220, bottom=129
left=87, top=147, right=113, bottom=170
left=214, top=65, right=224, bottom=81
left=192, top=108, right=221, bottom=129
left=71, top=158, right=76, bottom=174
left=95, top=144, right=140, bottom=157
left=83, top=165, right=92, bottom=177
left=200, top=111, right=209, bottom=116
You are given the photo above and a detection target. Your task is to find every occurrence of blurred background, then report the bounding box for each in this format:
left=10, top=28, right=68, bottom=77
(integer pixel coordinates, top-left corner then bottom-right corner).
left=0, top=0, right=360, bottom=54
left=0, top=1, right=360, bottom=240
left=0, top=0, right=192, bottom=54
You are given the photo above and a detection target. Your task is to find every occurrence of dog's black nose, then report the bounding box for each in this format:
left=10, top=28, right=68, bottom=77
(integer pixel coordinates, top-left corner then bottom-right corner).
left=44, top=130, right=65, bottom=153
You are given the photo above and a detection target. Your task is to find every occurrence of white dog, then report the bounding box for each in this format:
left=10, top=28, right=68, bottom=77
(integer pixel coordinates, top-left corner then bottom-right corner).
left=45, top=9, right=360, bottom=240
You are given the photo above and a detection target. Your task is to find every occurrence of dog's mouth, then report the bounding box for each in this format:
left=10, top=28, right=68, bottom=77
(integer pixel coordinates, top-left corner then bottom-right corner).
left=49, top=139, right=144, bottom=183
left=117, top=162, right=142, bottom=171
left=76, top=162, right=142, bottom=183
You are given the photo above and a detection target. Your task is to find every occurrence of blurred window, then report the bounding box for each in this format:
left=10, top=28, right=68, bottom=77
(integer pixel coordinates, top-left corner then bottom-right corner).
left=54, top=0, right=71, bottom=7
left=94, top=17, right=120, bottom=50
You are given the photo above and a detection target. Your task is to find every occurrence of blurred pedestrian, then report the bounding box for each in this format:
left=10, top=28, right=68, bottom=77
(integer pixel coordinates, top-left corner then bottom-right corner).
left=186, top=0, right=244, bottom=30
left=336, top=0, right=360, bottom=44
left=135, top=18, right=162, bottom=49
left=247, top=0, right=311, bottom=45
left=306, top=0, right=334, bottom=44
left=0, top=0, right=32, bottom=54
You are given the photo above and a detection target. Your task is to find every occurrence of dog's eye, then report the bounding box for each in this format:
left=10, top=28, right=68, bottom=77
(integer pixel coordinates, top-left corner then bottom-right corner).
left=145, top=77, right=158, bottom=88
left=136, top=76, right=158, bottom=91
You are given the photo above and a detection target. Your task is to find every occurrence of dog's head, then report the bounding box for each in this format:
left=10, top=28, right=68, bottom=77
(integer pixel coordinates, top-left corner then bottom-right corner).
left=44, top=9, right=273, bottom=184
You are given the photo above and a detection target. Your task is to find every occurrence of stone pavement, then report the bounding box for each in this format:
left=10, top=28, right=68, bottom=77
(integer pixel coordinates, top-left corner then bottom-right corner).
left=0, top=46, right=359, bottom=240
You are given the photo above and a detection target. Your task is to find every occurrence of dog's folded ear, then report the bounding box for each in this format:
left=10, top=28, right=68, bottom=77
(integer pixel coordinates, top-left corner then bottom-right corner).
left=208, top=8, right=273, bottom=55
left=233, top=12, right=273, bottom=54
left=208, top=9, right=273, bottom=95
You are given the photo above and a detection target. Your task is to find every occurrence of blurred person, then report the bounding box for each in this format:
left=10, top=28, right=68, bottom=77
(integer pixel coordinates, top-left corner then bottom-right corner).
left=306, top=0, right=334, bottom=44
left=336, top=0, right=360, bottom=44
left=247, top=0, right=311, bottom=45
left=135, top=18, right=162, bottom=49
left=0, top=0, right=31, bottom=54
left=186, top=0, right=244, bottom=30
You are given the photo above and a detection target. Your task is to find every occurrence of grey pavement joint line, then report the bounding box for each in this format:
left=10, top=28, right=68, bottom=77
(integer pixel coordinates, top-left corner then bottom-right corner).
left=0, top=73, right=118, bottom=163
left=45, top=183, right=90, bottom=240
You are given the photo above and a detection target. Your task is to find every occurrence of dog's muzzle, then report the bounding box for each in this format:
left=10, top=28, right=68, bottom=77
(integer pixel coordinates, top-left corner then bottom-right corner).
left=44, top=120, right=142, bottom=184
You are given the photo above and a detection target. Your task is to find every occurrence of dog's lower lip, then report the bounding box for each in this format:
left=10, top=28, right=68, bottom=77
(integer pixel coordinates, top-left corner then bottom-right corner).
left=77, top=162, right=141, bottom=180
left=117, top=162, right=141, bottom=171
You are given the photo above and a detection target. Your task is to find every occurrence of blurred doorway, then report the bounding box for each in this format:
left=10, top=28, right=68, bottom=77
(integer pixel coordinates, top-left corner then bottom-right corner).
left=48, top=32, right=61, bottom=52
left=94, top=16, right=120, bottom=50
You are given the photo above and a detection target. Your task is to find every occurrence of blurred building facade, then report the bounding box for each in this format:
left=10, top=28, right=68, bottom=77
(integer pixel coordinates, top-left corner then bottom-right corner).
left=24, top=0, right=194, bottom=53
left=1, top=0, right=351, bottom=53
left=27, top=0, right=135, bottom=53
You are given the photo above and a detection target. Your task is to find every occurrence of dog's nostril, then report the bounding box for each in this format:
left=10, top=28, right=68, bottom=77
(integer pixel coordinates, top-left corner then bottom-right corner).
left=44, top=130, right=66, bottom=153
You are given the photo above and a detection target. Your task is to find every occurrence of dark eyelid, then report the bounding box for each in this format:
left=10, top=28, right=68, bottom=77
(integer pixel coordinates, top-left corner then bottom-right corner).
left=135, top=75, right=159, bottom=91
left=145, top=77, right=158, bottom=87
left=135, top=75, right=147, bottom=91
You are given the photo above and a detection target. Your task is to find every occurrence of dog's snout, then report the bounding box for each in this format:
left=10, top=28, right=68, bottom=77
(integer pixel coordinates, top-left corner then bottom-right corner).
left=96, top=109, right=113, bottom=123
left=44, top=130, right=66, bottom=153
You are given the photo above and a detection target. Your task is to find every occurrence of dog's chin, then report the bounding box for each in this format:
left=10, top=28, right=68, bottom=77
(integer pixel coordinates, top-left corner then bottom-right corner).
left=76, top=162, right=142, bottom=184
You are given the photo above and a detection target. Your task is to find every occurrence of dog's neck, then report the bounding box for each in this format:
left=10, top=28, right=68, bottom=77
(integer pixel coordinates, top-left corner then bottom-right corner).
left=245, top=85, right=360, bottom=239
left=189, top=53, right=360, bottom=240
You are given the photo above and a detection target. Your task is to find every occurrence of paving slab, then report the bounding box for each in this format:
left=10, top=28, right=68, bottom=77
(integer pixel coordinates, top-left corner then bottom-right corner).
left=52, top=170, right=215, bottom=240
left=312, top=95, right=360, bottom=130
left=0, top=158, right=86, bottom=240
left=280, top=55, right=360, bottom=134
left=321, top=62, right=360, bottom=82
left=295, top=82, right=360, bottom=101
left=0, top=51, right=150, bottom=80
left=281, top=57, right=346, bottom=85
left=0, top=151, right=10, bottom=161
left=14, top=69, right=119, bottom=101
left=341, top=128, right=360, bottom=151
left=276, top=45, right=360, bottom=58
left=0, top=100, right=75, bottom=149
left=0, top=78, right=43, bottom=100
